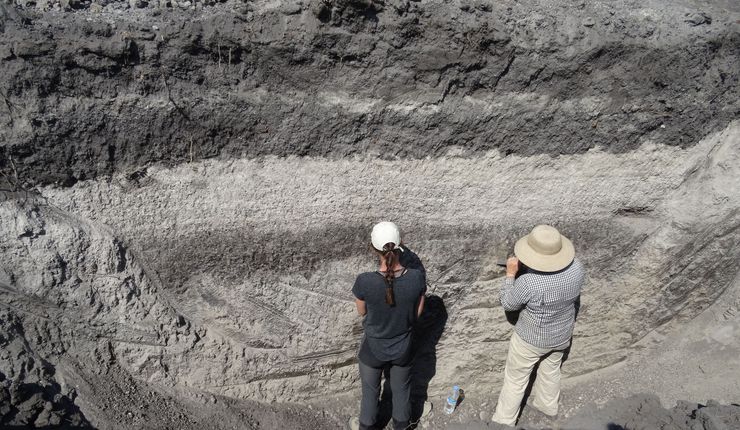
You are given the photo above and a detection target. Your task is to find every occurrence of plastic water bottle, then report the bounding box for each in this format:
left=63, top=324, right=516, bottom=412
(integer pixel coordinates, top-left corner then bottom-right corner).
left=443, top=385, right=460, bottom=414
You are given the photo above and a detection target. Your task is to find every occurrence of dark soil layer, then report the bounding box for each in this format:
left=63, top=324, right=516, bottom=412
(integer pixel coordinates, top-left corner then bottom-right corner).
left=1, top=0, right=739, bottom=187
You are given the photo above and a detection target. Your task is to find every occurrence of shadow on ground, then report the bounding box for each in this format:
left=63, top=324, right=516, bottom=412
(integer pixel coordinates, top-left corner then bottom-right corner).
left=374, top=294, right=448, bottom=428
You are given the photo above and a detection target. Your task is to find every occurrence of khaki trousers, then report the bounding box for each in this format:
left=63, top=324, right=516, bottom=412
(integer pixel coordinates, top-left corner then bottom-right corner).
left=491, top=331, right=566, bottom=426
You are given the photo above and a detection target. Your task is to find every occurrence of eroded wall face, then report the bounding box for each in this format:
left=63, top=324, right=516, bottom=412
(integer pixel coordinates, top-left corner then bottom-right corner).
left=1, top=0, right=739, bottom=421
left=3, top=124, right=739, bottom=404
left=21, top=121, right=735, bottom=402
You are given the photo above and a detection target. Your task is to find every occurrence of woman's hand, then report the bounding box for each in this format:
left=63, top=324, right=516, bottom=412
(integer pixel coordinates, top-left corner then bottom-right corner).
left=506, top=256, right=519, bottom=278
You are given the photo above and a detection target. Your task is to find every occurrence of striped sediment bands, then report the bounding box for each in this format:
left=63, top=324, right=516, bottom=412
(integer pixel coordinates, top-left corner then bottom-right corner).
left=27, top=122, right=740, bottom=400
left=1, top=1, right=739, bottom=421
left=1, top=2, right=738, bottom=188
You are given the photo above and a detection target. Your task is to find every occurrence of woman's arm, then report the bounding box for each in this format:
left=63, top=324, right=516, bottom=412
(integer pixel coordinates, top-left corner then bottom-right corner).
left=355, top=299, right=367, bottom=316
left=417, top=295, right=425, bottom=317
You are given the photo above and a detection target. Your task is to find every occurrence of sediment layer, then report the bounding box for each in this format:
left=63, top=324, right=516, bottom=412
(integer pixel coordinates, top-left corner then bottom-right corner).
left=1, top=0, right=738, bottom=186
left=1, top=0, right=739, bottom=428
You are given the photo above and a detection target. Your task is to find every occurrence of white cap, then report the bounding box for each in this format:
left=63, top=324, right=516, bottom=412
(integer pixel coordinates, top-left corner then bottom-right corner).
left=371, top=221, right=401, bottom=252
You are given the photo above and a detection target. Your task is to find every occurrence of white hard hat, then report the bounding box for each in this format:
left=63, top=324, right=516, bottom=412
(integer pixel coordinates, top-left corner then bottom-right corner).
left=371, top=222, right=401, bottom=252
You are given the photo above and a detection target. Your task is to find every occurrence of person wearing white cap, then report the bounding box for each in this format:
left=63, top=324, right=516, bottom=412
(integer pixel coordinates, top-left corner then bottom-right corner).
left=349, top=222, right=427, bottom=430
left=491, top=225, right=585, bottom=426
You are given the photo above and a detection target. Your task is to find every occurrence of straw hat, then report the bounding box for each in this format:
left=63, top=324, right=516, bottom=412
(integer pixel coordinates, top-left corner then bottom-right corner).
left=514, top=225, right=575, bottom=272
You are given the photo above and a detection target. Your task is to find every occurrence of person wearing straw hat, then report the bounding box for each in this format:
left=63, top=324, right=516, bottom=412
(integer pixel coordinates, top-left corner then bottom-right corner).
left=491, top=225, right=585, bottom=426
left=349, top=221, right=427, bottom=430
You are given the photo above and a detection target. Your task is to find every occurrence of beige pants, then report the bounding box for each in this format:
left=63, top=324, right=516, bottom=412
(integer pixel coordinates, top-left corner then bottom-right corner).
left=491, top=331, right=566, bottom=426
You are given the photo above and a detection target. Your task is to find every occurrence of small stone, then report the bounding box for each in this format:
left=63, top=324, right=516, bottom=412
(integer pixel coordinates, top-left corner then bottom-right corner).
left=280, top=3, right=302, bottom=15
left=583, top=17, right=595, bottom=27
left=59, top=0, right=81, bottom=9
left=310, top=0, right=329, bottom=21
left=684, top=12, right=712, bottom=26
left=34, top=409, right=52, bottom=427
left=48, top=410, right=63, bottom=426
left=233, top=4, right=250, bottom=14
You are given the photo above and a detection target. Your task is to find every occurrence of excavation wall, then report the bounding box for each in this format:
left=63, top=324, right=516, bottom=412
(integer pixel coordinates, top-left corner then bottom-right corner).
left=1, top=0, right=739, bottom=427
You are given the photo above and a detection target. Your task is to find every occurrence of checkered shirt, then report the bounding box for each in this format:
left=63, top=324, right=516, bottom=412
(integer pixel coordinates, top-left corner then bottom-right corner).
left=499, top=258, right=585, bottom=349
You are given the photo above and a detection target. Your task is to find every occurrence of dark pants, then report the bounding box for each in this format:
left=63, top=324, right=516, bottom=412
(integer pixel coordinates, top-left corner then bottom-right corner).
left=358, top=340, right=412, bottom=430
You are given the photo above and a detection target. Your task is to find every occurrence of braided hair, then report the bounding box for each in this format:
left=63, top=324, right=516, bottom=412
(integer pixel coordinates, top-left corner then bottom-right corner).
left=382, top=243, right=398, bottom=306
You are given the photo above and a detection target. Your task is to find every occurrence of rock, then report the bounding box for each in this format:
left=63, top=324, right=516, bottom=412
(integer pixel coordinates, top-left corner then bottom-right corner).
left=582, top=17, right=595, bottom=27
left=12, top=40, right=55, bottom=58
left=684, top=12, right=712, bottom=26
left=34, top=408, right=52, bottom=427
left=59, top=0, right=82, bottom=10
left=233, top=3, right=251, bottom=14
left=18, top=393, right=44, bottom=413
left=0, top=386, right=11, bottom=416
left=310, top=0, right=331, bottom=21
left=48, top=410, right=64, bottom=426
left=280, top=3, right=302, bottom=15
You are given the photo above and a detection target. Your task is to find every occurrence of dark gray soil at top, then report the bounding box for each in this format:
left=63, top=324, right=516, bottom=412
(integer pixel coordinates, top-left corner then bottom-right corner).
left=1, top=0, right=738, bottom=186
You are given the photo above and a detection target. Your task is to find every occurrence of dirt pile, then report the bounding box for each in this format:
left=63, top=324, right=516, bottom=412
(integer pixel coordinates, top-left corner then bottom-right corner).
left=1, top=0, right=739, bottom=428
left=0, top=311, right=90, bottom=427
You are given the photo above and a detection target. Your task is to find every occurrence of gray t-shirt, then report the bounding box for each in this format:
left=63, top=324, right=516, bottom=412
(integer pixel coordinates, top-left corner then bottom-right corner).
left=352, top=268, right=426, bottom=361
